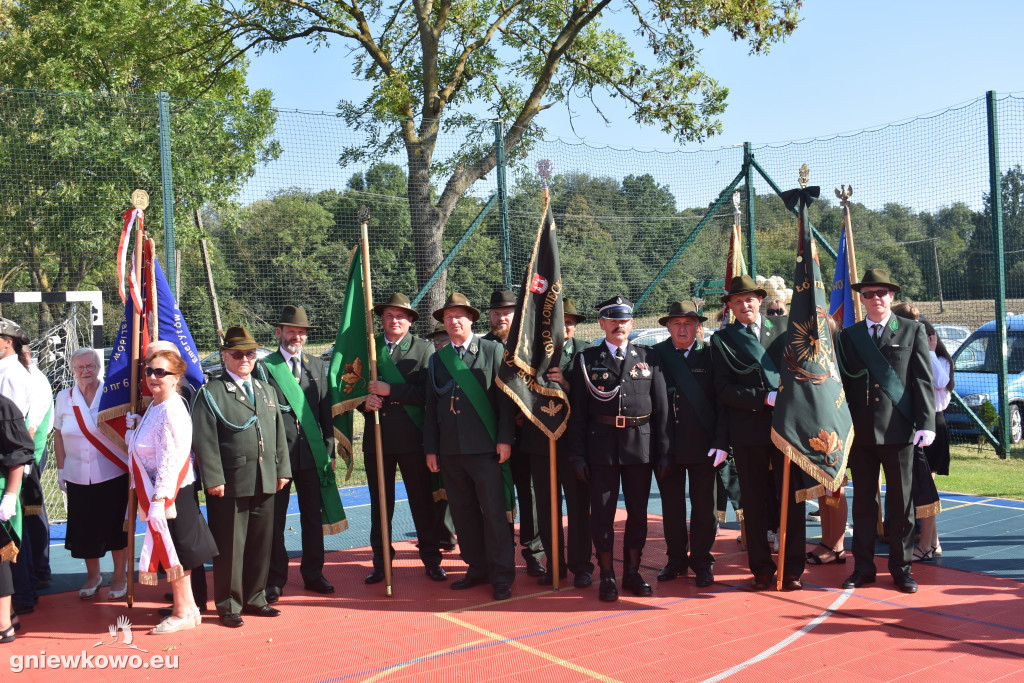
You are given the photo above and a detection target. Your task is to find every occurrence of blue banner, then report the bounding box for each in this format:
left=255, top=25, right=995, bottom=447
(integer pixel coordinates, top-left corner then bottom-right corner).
left=829, top=228, right=856, bottom=329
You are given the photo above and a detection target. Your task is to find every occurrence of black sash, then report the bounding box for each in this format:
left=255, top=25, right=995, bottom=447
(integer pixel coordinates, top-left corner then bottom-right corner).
left=655, top=340, right=715, bottom=434
left=847, top=320, right=914, bottom=423
left=722, top=322, right=780, bottom=388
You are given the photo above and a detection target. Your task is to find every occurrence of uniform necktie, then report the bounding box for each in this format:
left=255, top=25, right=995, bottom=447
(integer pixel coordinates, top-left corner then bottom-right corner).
left=746, top=323, right=758, bottom=340
left=872, top=323, right=883, bottom=347
left=291, top=356, right=301, bottom=379
left=242, top=380, right=254, bottom=402
left=386, top=341, right=394, bottom=356
left=614, top=346, right=624, bottom=369
left=457, top=345, right=466, bottom=359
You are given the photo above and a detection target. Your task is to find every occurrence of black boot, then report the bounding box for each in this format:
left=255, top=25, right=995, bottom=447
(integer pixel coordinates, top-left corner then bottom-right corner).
left=597, top=552, right=618, bottom=602
left=623, top=548, right=652, bottom=596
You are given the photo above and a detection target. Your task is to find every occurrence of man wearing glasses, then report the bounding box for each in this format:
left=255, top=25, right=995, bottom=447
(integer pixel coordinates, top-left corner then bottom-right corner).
left=193, top=326, right=291, bottom=627
left=839, top=269, right=935, bottom=594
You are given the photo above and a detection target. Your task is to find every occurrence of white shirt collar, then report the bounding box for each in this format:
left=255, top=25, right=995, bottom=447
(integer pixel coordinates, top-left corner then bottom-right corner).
left=867, top=312, right=892, bottom=331
left=225, top=368, right=252, bottom=388
left=604, top=340, right=627, bottom=357
left=279, top=346, right=299, bottom=365
left=383, top=333, right=406, bottom=347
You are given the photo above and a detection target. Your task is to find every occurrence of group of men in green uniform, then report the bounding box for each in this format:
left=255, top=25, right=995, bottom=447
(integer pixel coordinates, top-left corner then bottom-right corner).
left=191, top=264, right=933, bottom=622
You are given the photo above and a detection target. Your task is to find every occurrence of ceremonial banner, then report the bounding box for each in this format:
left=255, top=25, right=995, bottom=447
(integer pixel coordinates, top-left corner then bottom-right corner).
left=496, top=201, right=570, bottom=439
left=328, top=246, right=369, bottom=467
left=771, top=186, right=853, bottom=500
left=829, top=226, right=856, bottom=329
left=724, top=218, right=747, bottom=324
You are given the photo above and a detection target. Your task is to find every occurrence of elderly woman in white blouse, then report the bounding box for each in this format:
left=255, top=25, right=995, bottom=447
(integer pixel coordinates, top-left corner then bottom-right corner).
left=54, top=348, right=129, bottom=600
left=128, top=345, right=216, bottom=634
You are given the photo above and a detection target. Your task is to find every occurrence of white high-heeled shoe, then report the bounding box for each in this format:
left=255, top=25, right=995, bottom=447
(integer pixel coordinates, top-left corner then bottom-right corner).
left=78, top=576, right=103, bottom=600
left=107, top=579, right=128, bottom=601
left=151, top=610, right=199, bottom=635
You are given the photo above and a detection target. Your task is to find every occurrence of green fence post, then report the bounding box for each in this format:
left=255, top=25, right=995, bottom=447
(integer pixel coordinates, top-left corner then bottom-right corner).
left=986, top=90, right=1010, bottom=458
left=157, top=92, right=176, bottom=299
left=744, top=143, right=757, bottom=277
left=494, top=121, right=513, bottom=290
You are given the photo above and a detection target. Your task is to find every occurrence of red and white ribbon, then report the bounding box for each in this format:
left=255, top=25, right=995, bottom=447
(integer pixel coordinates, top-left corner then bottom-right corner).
left=71, top=388, right=129, bottom=473
left=117, top=208, right=144, bottom=308
left=130, top=429, right=191, bottom=585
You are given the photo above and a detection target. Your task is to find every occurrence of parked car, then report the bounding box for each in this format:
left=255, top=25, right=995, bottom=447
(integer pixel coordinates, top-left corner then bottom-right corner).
left=591, top=328, right=670, bottom=348
left=945, top=315, right=1024, bottom=444
left=933, top=324, right=970, bottom=353
left=199, top=347, right=273, bottom=379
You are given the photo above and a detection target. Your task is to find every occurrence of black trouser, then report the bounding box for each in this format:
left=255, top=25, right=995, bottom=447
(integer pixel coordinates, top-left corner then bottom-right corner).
left=590, top=463, right=652, bottom=554
left=655, top=460, right=717, bottom=573
left=26, top=448, right=51, bottom=584
left=528, top=450, right=593, bottom=576
left=208, top=492, right=274, bottom=616
left=851, top=442, right=914, bottom=578
left=269, top=465, right=325, bottom=588
left=509, top=446, right=544, bottom=562
left=733, top=444, right=805, bottom=578
left=441, top=452, right=515, bottom=585
left=365, top=450, right=442, bottom=570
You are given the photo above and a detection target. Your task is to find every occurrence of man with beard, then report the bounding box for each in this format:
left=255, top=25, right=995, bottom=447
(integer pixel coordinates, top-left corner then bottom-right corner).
left=362, top=293, right=446, bottom=584
left=567, top=296, right=670, bottom=602
left=519, top=298, right=594, bottom=587
left=711, top=275, right=803, bottom=591
left=260, top=306, right=336, bottom=602
left=484, top=289, right=545, bottom=578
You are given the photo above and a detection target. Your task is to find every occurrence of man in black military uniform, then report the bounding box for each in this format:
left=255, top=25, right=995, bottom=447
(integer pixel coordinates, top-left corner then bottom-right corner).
left=484, top=289, right=545, bottom=578
left=652, top=301, right=729, bottom=587
left=424, top=293, right=517, bottom=601
left=567, top=296, right=670, bottom=602
left=261, top=306, right=336, bottom=602
left=362, top=292, right=446, bottom=584
left=519, top=298, right=594, bottom=588
left=839, top=269, right=935, bottom=594
left=193, top=326, right=291, bottom=627
left=711, top=275, right=804, bottom=591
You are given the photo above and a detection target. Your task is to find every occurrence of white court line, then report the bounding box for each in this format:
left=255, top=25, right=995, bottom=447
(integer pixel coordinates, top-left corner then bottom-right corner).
left=700, top=588, right=854, bottom=683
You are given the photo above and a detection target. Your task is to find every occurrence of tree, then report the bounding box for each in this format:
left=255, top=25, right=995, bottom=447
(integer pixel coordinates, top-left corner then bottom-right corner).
left=207, top=0, right=801, bottom=317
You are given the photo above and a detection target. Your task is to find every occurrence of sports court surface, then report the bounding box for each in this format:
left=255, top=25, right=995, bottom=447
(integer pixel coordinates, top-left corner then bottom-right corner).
left=7, top=483, right=1023, bottom=681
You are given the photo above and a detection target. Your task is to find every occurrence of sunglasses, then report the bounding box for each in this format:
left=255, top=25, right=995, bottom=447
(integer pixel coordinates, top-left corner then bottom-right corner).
left=766, top=308, right=784, bottom=315
left=227, top=350, right=258, bottom=361
left=145, top=367, right=175, bottom=378
left=859, top=289, right=891, bottom=300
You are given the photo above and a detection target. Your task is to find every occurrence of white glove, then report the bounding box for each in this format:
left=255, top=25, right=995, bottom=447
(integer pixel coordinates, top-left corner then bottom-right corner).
left=24, top=464, right=31, bottom=476
left=913, top=430, right=936, bottom=447
left=0, top=494, right=17, bottom=522
left=147, top=500, right=168, bottom=535
left=125, top=412, right=143, bottom=429
left=57, top=469, right=67, bottom=493
left=765, top=391, right=777, bottom=407
left=708, top=448, right=729, bottom=467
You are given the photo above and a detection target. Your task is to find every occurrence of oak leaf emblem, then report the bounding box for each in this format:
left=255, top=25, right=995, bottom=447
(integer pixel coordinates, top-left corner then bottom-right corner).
left=342, top=358, right=365, bottom=394
left=539, top=399, right=564, bottom=417
left=808, top=429, right=842, bottom=466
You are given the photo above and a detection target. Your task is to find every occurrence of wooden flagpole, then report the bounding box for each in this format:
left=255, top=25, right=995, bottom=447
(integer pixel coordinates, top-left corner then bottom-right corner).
left=359, top=207, right=392, bottom=596
left=125, top=189, right=148, bottom=608
left=543, top=187, right=560, bottom=591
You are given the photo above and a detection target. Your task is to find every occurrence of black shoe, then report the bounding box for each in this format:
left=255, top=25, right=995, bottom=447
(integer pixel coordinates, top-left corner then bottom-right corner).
left=440, top=543, right=457, bottom=552
left=492, top=583, right=512, bottom=600
left=623, top=570, right=653, bottom=597
left=425, top=565, right=448, bottom=582
left=12, top=603, right=34, bottom=615
left=451, top=573, right=489, bottom=590
left=35, top=579, right=51, bottom=590
left=573, top=571, right=593, bottom=589
left=304, top=577, right=335, bottom=594
left=219, top=613, right=244, bottom=628
left=842, top=571, right=877, bottom=589
left=781, top=575, right=803, bottom=591
left=524, top=555, right=546, bottom=577
left=750, top=573, right=774, bottom=591
left=657, top=563, right=683, bottom=582
left=265, top=585, right=282, bottom=603
left=893, top=573, right=918, bottom=594
left=242, top=604, right=281, bottom=617
left=365, top=568, right=386, bottom=585
left=598, top=574, right=618, bottom=602
left=694, top=569, right=715, bottom=587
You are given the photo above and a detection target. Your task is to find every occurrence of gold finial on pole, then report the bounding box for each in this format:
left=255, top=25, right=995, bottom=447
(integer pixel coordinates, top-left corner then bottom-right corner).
left=834, top=184, right=853, bottom=208
left=131, top=189, right=150, bottom=211
left=798, top=163, right=810, bottom=189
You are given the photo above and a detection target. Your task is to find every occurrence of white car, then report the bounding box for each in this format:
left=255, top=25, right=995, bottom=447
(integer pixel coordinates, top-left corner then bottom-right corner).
left=934, top=324, right=970, bottom=353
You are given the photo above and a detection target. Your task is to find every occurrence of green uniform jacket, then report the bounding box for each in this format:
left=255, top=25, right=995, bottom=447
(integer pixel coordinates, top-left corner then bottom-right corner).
left=517, top=337, right=592, bottom=456
left=359, top=333, right=433, bottom=457
left=839, top=317, right=936, bottom=445
left=423, top=336, right=516, bottom=456
left=711, top=316, right=789, bottom=447
left=192, top=373, right=291, bottom=497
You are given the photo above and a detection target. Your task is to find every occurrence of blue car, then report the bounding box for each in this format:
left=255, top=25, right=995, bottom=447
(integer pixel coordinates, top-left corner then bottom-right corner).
left=945, top=314, right=1024, bottom=445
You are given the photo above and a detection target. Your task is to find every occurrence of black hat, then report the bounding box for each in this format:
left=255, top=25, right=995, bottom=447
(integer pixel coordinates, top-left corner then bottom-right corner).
left=276, top=305, right=315, bottom=329
left=374, top=292, right=419, bottom=322
left=563, top=298, right=586, bottom=323
left=721, top=274, right=768, bottom=303
left=595, top=296, right=633, bottom=320
left=425, top=321, right=449, bottom=339
left=851, top=268, right=901, bottom=293
left=0, top=318, right=29, bottom=344
left=659, top=301, right=708, bottom=326
left=486, top=289, right=517, bottom=310
left=432, top=292, right=481, bottom=322
left=220, top=326, right=259, bottom=351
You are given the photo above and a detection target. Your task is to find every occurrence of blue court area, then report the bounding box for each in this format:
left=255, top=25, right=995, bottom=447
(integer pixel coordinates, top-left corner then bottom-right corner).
left=40, top=478, right=1024, bottom=595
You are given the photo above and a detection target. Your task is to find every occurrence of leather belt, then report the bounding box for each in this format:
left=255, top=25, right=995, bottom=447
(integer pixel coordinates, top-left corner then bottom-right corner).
left=592, top=414, right=650, bottom=428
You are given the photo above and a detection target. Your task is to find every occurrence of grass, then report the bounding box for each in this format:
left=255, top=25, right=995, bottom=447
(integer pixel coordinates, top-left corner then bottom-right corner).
left=940, top=442, right=1024, bottom=500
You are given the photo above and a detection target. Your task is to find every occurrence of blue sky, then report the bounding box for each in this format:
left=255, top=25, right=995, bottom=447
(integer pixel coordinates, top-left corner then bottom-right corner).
left=244, top=1, right=1024, bottom=151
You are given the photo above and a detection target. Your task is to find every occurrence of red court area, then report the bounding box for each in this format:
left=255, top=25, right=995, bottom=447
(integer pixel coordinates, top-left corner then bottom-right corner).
left=8, top=511, right=1024, bottom=682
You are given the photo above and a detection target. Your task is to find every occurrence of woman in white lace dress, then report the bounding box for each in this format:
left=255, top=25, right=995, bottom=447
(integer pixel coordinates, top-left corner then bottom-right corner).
left=129, top=348, right=216, bottom=634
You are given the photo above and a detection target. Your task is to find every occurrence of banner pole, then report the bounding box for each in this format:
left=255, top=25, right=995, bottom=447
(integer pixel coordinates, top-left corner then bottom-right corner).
left=549, top=437, right=559, bottom=591
left=125, top=193, right=147, bottom=609
left=776, top=457, right=792, bottom=592
left=360, top=211, right=392, bottom=597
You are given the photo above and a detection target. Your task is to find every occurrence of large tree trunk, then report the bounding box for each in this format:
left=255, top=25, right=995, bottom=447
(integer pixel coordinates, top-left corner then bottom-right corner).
left=407, top=140, right=446, bottom=328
